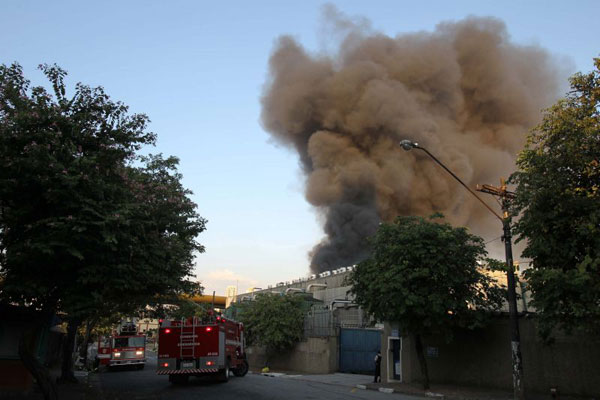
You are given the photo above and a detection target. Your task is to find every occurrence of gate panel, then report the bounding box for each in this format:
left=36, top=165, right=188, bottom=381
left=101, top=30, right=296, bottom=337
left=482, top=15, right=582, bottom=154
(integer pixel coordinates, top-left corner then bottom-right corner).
left=339, top=328, right=381, bottom=374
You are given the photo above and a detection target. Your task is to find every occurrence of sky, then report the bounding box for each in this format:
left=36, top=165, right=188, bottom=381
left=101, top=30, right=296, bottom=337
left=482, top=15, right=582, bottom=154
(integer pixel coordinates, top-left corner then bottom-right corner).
left=2, top=0, right=599, bottom=295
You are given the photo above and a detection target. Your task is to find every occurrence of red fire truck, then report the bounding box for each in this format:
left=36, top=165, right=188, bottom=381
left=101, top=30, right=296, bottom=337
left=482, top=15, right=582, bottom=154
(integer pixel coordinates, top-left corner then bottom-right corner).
left=96, top=321, right=146, bottom=370
left=157, top=314, right=248, bottom=384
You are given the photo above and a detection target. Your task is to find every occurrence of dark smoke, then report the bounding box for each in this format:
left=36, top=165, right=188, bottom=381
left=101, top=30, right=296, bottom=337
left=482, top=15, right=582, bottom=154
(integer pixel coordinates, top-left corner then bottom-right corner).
left=261, top=9, right=563, bottom=273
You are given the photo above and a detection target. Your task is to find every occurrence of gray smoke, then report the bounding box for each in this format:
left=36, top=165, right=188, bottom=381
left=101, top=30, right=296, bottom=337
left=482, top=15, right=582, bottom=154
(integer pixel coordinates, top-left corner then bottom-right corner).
left=261, top=9, right=562, bottom=273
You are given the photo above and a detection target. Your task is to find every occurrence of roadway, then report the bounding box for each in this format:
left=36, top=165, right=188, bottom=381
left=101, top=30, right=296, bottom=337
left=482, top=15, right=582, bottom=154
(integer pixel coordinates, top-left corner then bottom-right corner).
left=93, top=351, right=419, bottom=400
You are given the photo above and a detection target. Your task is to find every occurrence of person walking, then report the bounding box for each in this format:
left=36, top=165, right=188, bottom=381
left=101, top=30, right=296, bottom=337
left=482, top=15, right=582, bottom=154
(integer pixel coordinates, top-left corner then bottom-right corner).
left=374, top=351, right=382, bottom=383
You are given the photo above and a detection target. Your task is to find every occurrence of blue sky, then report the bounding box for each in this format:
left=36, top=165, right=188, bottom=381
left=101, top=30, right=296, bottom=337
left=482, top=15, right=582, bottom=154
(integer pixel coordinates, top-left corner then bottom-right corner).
left=2, top=0, right=599, bottom=295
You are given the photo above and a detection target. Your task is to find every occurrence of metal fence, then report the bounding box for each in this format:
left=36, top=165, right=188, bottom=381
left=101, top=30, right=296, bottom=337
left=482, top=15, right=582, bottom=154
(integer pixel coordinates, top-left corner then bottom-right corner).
left=304, top=308, right=335, bottom=337
left=303, top=306, right=370, bottom=337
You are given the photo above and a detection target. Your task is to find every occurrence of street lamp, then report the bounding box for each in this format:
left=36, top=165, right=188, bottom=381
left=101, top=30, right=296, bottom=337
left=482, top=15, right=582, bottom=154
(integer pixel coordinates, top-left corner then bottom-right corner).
left=399, top=139, right=524, bottom=400
left=399, top=140, right=502, bottom=219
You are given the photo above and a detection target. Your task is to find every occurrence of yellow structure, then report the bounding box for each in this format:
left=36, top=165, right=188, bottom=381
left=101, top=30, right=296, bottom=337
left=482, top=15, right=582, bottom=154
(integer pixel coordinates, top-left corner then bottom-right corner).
left=189, top=295, right=226, bottom=308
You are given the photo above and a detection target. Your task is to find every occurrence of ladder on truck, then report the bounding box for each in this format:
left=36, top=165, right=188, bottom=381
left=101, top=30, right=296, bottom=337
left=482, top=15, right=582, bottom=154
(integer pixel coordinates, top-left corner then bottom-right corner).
left=179, top=317, right=197, bottom=359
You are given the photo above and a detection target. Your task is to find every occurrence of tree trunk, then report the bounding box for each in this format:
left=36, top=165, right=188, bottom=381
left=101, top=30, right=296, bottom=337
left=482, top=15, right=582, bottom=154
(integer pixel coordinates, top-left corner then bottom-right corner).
left=414, top=334, right=430, bottom=390
left=79, top=317, right=97, bottom=368
left=58, top=318, right=80, bottom=383
left=18, top=325, right=58, bottom=400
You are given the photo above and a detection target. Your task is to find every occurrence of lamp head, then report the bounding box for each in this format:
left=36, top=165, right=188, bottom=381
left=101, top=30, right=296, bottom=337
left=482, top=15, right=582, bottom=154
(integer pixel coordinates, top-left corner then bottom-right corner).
left=399, top=140, right=418, bottom=151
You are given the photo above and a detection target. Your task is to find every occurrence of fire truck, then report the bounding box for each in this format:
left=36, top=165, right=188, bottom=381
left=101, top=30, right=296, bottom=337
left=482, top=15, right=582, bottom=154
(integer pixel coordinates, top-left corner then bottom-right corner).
left=96, top=320, right=147, bottom=370
left=157, top=313, right=249, bottom=384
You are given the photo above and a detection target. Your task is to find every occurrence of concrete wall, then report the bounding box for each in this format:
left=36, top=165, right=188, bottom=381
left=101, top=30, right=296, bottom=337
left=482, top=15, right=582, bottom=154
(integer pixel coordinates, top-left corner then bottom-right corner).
left=246, top=336, right=339, bottom=374
left=383, top=316, right=600, bottom=397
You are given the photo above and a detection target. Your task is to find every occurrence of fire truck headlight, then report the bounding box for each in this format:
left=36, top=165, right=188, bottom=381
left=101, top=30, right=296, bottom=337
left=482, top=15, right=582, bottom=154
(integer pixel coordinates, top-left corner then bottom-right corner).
left=136, top=350, right=143, bottom=356
left=114, top=352, right=121, bottom=358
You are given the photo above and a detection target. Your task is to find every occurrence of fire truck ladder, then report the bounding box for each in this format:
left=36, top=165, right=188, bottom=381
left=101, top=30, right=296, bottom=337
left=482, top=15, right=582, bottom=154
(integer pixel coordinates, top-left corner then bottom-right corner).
left=180, top=317, right=196, bottom=359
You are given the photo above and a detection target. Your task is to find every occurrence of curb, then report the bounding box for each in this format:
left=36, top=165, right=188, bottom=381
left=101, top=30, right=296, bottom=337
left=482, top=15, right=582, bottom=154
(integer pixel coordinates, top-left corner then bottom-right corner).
left=259, top=372, right=399, bottom=395
left=261, top=372, right=286, bottom=378
left=257, top=373, right=512, bottom=400
left=356, top=384, right=395, bottom=394
left=363, top=385, right=514, bottom=400
left=425, top=391, right=445, bottom=399
left=261, top=373, right=377, bottom=392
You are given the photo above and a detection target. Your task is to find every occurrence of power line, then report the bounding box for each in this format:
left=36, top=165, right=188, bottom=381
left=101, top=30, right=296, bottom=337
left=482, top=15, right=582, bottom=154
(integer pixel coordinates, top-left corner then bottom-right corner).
left=484, top=236, right=502, bottom=244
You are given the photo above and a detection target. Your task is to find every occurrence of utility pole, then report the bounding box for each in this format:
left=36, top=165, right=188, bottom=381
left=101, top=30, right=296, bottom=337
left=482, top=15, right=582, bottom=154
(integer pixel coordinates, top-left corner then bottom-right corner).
left=477, top=179, right=523, bottom=400
left=400, top=141, right=525, bottom=399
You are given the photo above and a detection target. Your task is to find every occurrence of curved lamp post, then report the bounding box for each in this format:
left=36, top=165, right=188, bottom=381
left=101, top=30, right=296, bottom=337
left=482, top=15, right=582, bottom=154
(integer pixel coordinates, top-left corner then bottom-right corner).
left=399, top=139, right=524, bottom=400
left=399, top=140, right=502, bottom=220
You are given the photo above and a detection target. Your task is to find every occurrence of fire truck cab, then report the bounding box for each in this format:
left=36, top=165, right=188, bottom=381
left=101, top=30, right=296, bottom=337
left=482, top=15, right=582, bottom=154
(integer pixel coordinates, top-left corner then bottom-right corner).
left=157, top=314, right=248, bottom=384
left=97, top=320, right=146, bottom=370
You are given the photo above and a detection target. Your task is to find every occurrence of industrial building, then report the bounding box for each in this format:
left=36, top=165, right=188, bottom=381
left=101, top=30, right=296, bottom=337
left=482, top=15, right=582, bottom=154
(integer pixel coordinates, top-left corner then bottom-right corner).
left=232, top=267, right=381, bottom=375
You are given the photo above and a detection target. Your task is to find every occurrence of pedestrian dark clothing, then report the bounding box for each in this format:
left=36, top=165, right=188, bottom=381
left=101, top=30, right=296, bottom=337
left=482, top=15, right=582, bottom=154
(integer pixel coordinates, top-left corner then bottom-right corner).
left=374, top=352, right=382, bottom=383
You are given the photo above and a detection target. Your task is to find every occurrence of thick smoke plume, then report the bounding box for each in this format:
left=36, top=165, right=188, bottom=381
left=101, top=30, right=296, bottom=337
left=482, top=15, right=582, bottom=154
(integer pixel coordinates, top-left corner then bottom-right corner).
left=261, top=10, right=562, bottom=273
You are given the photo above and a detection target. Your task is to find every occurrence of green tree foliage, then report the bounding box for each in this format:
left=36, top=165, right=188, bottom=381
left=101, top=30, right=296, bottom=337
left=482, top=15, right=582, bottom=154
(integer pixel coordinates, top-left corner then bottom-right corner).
left=238, top=293, right=305, bottom=359
left=348, top=215, right=505, bottom=389
left=166, top=298, right=211, bottom=320
left=147, top=281, right=205, bottom=320
left=0, top=63, right=206, bottom=386
left=511, top=58, right=600, bottom=339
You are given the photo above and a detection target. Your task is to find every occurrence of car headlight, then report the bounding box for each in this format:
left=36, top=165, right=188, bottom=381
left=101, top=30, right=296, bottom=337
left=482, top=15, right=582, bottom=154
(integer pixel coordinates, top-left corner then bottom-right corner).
left=114, top=352, right=121, bottom=358
left=136, top=350, right=143, bottom=356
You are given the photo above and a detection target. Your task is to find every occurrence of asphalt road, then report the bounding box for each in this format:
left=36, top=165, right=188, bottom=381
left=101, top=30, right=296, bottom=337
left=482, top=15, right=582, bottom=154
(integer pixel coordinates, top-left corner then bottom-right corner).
left=94, top=353, right=415, bottom=400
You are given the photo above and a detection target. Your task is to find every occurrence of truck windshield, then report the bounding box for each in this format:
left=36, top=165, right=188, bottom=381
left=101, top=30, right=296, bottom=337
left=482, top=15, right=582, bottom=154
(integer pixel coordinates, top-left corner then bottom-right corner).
left=113, top=336, right=145, bottom=348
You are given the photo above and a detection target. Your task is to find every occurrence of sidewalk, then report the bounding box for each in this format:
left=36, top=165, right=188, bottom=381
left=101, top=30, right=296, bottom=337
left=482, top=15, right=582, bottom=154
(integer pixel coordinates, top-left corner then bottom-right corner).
left=20, top=367, right=100, bottom=400
left=259, top=370, right=592, bottom=400
left=285, top=372, right=374, bottom=387
left=364, top=382, right=596, bottom=400
left=364, top=381, right=513, bottom=400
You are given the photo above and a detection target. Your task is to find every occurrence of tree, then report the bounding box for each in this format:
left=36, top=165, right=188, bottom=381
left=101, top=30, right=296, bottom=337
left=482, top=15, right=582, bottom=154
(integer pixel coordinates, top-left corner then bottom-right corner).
left=167, top=299, right=210, bottom=320
left=348, top=214, right=505, bottom=389
left=510, top=57, right=600, bottom=339
left=0, top=63, right=206, bottom=395
left=237, top=293, right=305, bottom=363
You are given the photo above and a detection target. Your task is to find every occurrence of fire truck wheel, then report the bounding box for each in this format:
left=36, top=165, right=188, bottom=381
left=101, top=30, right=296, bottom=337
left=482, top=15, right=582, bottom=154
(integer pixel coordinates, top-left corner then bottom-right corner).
left=218, top=361, right=230, bottom=382
left=232, top=360, right=249, bottom=377
left=169, top=374, right=189, bottom=385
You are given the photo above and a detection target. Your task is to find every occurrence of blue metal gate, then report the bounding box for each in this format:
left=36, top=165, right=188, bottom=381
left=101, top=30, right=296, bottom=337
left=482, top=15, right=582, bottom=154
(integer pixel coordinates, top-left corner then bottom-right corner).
left=339, top=328, right=381, bottom=374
